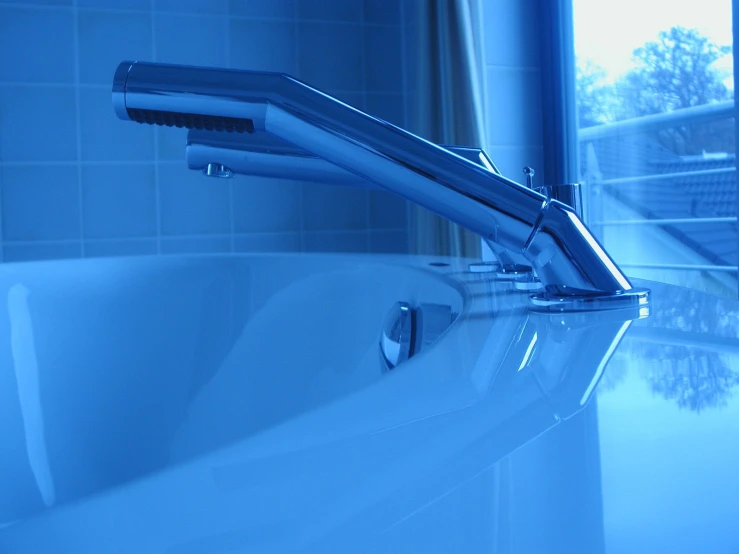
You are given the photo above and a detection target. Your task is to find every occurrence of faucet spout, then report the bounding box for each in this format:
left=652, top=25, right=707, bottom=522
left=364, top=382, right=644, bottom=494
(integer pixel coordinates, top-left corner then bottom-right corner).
left=112, top=61, right=649, bottom=311
left=185, top=128, right=534, bottom=273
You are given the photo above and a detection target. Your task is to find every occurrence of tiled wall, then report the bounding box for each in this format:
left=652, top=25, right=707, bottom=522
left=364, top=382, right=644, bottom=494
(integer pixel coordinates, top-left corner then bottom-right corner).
left=398, top=0, right=544, bottom=261
left=0, top=0, right=410, bottom=262
left=479, top=0, right=544, bottom=182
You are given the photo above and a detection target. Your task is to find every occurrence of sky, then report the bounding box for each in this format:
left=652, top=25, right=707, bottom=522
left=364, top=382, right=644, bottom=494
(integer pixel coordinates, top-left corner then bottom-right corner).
left=573, top=0, right=734, bottom=87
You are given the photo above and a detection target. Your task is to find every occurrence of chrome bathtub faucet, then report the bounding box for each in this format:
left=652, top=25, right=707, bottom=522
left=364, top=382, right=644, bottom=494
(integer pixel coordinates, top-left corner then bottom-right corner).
left=111, top=61, right=649, bottom=312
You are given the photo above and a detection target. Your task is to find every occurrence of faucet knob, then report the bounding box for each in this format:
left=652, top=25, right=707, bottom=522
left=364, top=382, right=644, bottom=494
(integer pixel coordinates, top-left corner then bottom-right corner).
left=203, top=163, right=234, bottom=179
left=523, top=166, right=535, bottom=189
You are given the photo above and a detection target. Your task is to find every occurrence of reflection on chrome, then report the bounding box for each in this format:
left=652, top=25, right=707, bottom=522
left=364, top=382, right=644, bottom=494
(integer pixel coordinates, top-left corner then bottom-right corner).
left=111, top=61, right=650, bottom=311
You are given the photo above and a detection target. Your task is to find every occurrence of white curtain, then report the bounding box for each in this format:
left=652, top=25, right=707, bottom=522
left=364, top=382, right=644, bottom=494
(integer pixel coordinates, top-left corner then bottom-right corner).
left=406, top=0, right=486, bottom=258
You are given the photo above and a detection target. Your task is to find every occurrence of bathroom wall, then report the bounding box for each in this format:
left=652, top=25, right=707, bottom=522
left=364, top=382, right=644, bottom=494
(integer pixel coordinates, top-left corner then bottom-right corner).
left=0, top=0, right=545, bottom=264
left=479, top=0, right=545, bottom=186
left=399, top=0, right=544, bottom=181
left=398, top=0, right=544, bottom=262
left=0, top=0, right=409, bottom=262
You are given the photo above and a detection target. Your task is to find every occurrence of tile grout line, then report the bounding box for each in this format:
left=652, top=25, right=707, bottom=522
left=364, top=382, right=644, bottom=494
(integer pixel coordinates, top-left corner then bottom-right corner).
left=0, top=229, right=382, bottom=247
left=0, top=162, right=4, bottom=263
left=225, top=9, right=236, bottom=254
left=73, top=0, right=85, bottom=258
left=477, top=0, right=491, bottom=260
left=294, top=1, right=306, bottom=254
left=0, top=2, right=400, bottom=26
left=0, top=82, right=370, bottom=92
left=399, top=0, right=413, bottom=250
left=360, top=0, right=370, bottom=253
left=399, top=0, right=409, bottom=131
left=476, top=0, right=489, bottom=145
left=0, top=83, right=3, bottom=263
left=151, top=0, right=162, bottom=255
left=1, top=160, right=388, bottom=167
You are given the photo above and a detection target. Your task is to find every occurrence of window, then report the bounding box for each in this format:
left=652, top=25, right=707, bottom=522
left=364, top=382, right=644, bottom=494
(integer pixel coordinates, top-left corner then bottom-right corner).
left=573, top=0, right=737, bottom=297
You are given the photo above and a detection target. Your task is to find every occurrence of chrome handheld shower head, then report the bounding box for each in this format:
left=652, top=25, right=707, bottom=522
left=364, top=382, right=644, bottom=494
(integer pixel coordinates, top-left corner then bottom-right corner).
left=112, top=60, right=649, bottom=311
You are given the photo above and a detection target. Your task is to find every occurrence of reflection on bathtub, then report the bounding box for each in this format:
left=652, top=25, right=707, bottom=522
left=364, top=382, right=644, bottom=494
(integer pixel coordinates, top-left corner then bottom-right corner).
left=7, top=284, right=55, bottom=508
left=601, top=286, right=739, bottom=412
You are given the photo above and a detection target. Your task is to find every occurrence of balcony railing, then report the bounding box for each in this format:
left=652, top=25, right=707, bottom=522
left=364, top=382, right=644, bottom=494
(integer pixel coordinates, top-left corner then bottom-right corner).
left=578, top=100, right=738, bottom=297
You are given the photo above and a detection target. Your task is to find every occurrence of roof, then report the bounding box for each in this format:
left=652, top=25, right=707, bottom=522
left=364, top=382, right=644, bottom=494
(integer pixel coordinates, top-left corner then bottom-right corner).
left=581, top=135, right=737, bottom=268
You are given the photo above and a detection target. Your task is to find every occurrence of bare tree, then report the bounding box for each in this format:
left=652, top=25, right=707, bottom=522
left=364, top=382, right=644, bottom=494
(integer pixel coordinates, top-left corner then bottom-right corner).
left=576, top=60, right=618, bottom=128
left=616, top=27, right=733, bottom=154
left=616, top=27, right=731, bottom=116
left=577, top=27, right=734, bottom=154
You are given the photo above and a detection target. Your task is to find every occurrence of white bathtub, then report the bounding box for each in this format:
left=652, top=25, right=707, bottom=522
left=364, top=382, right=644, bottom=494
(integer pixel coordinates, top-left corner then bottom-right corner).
left=0, top=253, right=737, bottom=553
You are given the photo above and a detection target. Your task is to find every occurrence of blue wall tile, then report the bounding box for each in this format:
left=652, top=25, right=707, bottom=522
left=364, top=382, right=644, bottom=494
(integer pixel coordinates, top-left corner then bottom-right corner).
left=154, top=14, right=227, bottom=67
left=4, top=243, right=81, bottom=263
left=157, top=126, right=187, bottom=161
left=400, top=0, right=418, bottom=24
left=232, top=177, right=302, bottom=233
left=365, top=93, right=405, bottom=126
left=334, top=92, right=364, bottom=110
left=234, top=233, right=301, bottom=252
left=81, top=164, right=157, bottom=239
left=78, top=10, right=152, bottom=84
left=0, top=7, right=74, bottom=83
left=369, top=190, right=407, bottom=229
left=485, top=67, right=543, bottom=147
left=484, top=146, right=544, bottom=182
left=297, top=0, right=363, bottom=22
left=1, top=166, right=81, bottom=241
left=229, top=19, right=296, bottom=73
left=364, top=0, right=401, bottom=25
left=79, top=0, right=150, bottom=9
left=303, top=185, right=368, bottom=231
left=304, top=231, right=367, bottom=252
left=159, top=164, right=231, bottom=235
left=14, top=0, right=72, bottom=5
left=482, top=0, right=540, bottom=69
left=161, top=236, right=232, bottom=254
left=80, top=86, right=155, bottom=161
left=229, top=0, right=295, bottom=19
left=369, top=230, right=409, bottom=253
left=298, top=22, right=363, bottom=91
left=0, top=86, right=77, bottom=162
left=154, top=0, right=228, bottom=14
left=0, top=0, right=407, bottom=262
left=403, top=23, right=419, bottom=91
left=84, top=239, right=158, bottom=257
left=364, top=26, right=403, bottom=92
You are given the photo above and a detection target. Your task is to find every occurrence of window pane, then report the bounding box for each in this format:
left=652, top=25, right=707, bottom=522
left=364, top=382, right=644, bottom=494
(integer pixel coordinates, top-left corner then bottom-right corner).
left=574, top=0, right=737, bottom=297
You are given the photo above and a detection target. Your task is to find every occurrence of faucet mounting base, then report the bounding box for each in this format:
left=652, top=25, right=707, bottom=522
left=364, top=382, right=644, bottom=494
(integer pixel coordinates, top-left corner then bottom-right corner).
left=529, top=287, right=650, bottom=313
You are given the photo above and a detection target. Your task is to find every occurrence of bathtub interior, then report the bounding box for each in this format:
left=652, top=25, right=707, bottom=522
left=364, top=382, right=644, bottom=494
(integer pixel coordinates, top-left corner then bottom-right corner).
left=0, top=254, right=464, bottom=522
